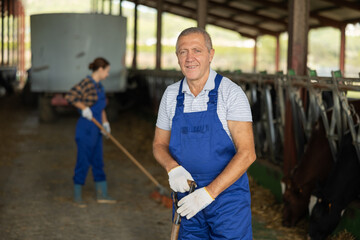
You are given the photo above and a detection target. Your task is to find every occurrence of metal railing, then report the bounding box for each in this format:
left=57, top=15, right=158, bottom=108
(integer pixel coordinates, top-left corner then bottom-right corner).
left=129, top=69, right=360, bottom=165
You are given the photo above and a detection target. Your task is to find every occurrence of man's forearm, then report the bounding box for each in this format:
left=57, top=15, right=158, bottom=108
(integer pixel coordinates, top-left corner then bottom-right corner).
left=153, top=144, right=179, bottom=172
left=206, top=150, right=256, bottom=198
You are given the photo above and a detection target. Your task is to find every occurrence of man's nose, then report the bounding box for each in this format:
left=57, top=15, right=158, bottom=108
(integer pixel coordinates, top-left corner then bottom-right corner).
left=186, top=52, right=194, bottom=60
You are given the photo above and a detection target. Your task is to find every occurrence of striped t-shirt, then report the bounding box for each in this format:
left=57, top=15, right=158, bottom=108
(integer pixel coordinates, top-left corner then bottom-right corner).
left=156, top=69, right=252, bottom=140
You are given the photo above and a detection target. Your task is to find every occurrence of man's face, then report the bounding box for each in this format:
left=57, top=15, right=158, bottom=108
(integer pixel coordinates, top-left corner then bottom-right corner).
left=176, top=33, right=214, bottom=83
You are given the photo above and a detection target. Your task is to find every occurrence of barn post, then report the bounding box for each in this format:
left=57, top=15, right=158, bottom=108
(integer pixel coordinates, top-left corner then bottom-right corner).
left=1, top=0, right=4, bottom=65
left=284, top=0, right=310, bottom=174
left=275, top=35, right=280, bottom=72
left=156, top=0, right=163, bottom=70
left=340, top=25, right=346, bottom=75
left=197, top=0, right=207, bottom=29
left=253, top=37, right=257, bottom=73
left=119, top=0, right=123, bottom=16
left=132, top=0, right=138, bottom=69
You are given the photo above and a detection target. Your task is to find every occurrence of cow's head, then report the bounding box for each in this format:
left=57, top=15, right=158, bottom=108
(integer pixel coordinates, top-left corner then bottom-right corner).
left=281, top=174, right=313, bottom=227
left=308, top=195, right=345, bottom=240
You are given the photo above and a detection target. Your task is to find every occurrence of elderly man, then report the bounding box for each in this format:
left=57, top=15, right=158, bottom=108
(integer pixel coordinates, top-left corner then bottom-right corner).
left=153, top=27, right=256, bottom=239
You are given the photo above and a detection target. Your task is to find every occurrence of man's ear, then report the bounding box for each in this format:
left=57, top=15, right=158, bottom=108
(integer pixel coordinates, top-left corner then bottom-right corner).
left=209, top=48, right=215, bottom=63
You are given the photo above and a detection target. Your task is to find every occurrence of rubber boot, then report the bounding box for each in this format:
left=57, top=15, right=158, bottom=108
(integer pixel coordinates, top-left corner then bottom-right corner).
left=74, top=184, right=86, bottom=207
left=95, top=181, right=116, bottom=204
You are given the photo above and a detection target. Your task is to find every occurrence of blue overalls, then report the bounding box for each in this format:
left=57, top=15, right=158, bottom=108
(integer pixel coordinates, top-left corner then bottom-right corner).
left=169, top=74, right=253, bottom=239
left=73, top=76, right=106, bottom=185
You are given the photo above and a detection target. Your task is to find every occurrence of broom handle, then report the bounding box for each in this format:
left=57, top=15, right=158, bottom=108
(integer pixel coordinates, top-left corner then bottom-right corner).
left=92, top=118, right=161, bottom=187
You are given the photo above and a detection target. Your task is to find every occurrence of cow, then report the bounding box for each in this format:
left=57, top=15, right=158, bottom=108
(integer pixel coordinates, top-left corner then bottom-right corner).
left=281, top=100, right=360, bottom=227
left=281, top=114, right=333, bottom=227
left=308, top=128, right=360, bottom=240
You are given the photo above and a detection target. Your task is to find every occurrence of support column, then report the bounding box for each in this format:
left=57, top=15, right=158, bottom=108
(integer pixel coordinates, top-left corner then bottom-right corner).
left=275, top=35, right=280, bottom=72
left=287, top=0, right=309, bottom=75
left=197, top=0, right=207, bottom=29
left=132, top=0, right=138, bottom=69
left=12, top=0, right=15, bottom=65
left=340, top=25, right=346, bottom=75
left=109, top=0, right=112, bottom=15
left=119, top=0, right=123, bottom=16
left=1, top=0, right=4, bottom=65
left=7, top=0, right=10, bottom=65
left=284, top=0, right=310, bottom=175
left=253, top=38, right=257, bottom=73
left=156, top=0, right=163, bottom=70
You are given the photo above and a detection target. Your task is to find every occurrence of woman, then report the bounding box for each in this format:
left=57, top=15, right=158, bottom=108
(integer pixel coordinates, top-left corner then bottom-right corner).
left=65, top=57, right=115, bottom=206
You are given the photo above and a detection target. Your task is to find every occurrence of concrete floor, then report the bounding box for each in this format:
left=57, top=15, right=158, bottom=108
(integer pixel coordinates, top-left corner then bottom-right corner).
left=0, top=94, right=305, bottom=240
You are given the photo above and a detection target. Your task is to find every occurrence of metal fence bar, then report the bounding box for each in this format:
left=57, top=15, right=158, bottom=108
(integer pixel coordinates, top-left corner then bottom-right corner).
left=129, top=69, right=360, bottom=165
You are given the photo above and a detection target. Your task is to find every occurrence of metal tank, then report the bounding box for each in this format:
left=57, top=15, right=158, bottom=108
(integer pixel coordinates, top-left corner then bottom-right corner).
left=30, top=13, right=127, bottom=121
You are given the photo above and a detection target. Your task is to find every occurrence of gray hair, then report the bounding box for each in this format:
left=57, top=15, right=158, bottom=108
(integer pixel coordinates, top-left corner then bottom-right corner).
left=176, top=27, right=213, bottom=53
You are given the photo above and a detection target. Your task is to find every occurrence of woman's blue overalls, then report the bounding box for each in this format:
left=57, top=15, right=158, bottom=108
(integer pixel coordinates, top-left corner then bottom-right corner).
left=73, top=76, right=106, bottom=185
left=169, top=74, right=252, bottom=239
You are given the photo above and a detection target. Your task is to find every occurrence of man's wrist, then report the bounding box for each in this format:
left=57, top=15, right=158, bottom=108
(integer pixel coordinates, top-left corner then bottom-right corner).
left=166, top=163, right=180, bottom=173
left=204, top=187, right=215, bottom=200
left=205, top=185, right=219, bottom=199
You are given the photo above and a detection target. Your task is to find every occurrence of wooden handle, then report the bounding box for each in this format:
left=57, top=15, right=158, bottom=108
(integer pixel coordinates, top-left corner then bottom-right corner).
left=170, top=223, right=180, bottom=240
left=91, top=118, right=161, bottom=187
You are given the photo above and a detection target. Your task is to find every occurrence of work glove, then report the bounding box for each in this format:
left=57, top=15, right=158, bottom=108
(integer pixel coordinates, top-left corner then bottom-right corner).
left=102, top=122, right=111, bottom=138
left=82, top=107, right=93, bottom=121
left=177, top=187, right=214, bottom=219
left=168, top=166, right=194, bottom=193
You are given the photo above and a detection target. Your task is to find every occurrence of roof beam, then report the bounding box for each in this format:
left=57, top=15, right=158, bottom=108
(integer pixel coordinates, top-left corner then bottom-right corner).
left=208, top=12, right=279, bottom=36
left=252, top=0, right=287, bottom=10
left=208, top=0, right=287, bottom=27
left=310, top=12, right=345, bottom=28
left=143, top=0, right=279, bottom=36
left=253, top=0, right=345, bottom=28
left=321, top=0, right=360, bottom=11
left=345, top=17, right=360, bottom=24
left=162, top=5, right=257, bottom=39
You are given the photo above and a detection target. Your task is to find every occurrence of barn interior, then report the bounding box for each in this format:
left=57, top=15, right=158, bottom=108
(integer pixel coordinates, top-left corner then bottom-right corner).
left=1, top=0, right=360, bottom=239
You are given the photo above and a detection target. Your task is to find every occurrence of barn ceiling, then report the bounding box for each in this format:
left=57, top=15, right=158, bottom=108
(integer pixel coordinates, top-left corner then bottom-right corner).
left=125, top=0, right=360, bottom=39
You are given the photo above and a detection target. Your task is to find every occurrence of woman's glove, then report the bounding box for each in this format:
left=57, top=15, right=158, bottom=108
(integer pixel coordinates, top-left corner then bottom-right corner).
left=82, top=107, right=93, bottom=121
left=168, top=166, right=194, bottom=192
left=102, top=122, right=111, bottom=138
left=177, top=187, right=214, bottom=219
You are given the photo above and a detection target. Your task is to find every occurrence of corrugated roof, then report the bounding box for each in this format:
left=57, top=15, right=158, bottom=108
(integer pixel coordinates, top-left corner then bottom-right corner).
left=126, top=0, right=360, bottom=38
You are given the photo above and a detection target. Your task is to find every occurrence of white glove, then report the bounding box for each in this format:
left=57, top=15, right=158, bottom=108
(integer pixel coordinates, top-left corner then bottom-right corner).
left=177, top=187, right=214, bottom=219
left=82, top=107, right=93, bottom=121
left=168, top=166, right=194, bottom=193
left=102, top=122, right=111, bottom=137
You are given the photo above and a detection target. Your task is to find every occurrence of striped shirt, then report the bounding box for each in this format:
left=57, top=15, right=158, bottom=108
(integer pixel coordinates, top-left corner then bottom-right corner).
left=156, top=68, right=252, bottom=140
left=65, top=77, right=102, bottom=107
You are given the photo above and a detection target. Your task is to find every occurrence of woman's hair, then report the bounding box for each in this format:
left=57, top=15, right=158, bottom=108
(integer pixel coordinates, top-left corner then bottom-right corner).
left=176, top=27, right=213, bottom=53
left=88, top=57, right=110, bottom=72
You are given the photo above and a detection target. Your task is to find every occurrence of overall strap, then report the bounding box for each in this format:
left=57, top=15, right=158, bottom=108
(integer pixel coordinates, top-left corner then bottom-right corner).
left=175, top=78, right=185, bottom=112
left=207, top=74, right=223, bottom=111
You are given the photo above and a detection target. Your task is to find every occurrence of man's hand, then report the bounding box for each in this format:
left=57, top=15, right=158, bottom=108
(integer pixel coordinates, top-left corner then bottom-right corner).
left=177, top=187, right=214, bottom=219
left=82, top=107, right=93, bottom=121
left=102, top=122, right=111, bottom=138
left=168, top=166, right=194, bottom=192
